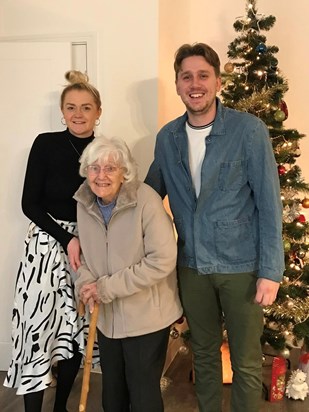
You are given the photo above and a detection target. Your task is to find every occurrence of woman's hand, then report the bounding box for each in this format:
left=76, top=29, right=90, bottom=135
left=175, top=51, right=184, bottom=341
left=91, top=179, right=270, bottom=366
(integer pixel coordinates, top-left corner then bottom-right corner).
left=79, top=282, right=101, bottom=313
left=67, top=237, right=81, bottom=271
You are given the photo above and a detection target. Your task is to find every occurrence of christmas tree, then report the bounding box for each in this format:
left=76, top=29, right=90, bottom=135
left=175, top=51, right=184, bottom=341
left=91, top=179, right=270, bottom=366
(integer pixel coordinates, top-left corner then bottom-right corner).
left=221, top=0, right=309, bottom=358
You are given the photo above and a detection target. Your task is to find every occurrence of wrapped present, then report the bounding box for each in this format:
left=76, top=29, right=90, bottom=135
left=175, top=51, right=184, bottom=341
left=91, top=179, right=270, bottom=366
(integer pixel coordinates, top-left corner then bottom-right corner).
left=269, top=356, right=287, bottom=402
left=299, top=352, right=309, bottom=386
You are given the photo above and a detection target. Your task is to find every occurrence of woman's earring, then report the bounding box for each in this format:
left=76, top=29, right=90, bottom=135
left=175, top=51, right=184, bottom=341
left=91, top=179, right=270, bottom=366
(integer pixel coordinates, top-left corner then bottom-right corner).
left=95, top=119, right=101, bottom=126
left=61, top=117, right=66, bottom=125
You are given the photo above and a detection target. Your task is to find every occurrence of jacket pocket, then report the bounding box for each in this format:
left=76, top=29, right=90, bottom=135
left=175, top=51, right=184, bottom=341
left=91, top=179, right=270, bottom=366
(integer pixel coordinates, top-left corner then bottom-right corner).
left=215, top=217, right=256, bottom=262
left=151, top=284, right=160, bottom=307
left=218, top=160, right=246, bottom=191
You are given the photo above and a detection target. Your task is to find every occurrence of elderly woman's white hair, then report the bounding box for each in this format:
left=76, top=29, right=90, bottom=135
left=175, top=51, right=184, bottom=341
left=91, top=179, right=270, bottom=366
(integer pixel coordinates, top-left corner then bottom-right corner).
left=79, top=136, right=138, bottom=183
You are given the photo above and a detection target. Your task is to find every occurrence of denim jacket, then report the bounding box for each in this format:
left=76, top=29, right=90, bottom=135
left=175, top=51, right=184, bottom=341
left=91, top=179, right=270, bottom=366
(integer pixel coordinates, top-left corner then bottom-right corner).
left=145, top=98, right=284, bottom=281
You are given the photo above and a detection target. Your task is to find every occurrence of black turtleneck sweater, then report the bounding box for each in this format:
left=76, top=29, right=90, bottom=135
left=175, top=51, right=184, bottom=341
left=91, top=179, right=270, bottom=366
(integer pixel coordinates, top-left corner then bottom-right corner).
left=21, top=129, right=94, bottom=250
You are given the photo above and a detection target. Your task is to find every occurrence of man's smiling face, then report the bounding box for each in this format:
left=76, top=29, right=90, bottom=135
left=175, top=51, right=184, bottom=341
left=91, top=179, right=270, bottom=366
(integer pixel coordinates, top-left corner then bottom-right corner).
left=176, top=55, right=221, bottom=126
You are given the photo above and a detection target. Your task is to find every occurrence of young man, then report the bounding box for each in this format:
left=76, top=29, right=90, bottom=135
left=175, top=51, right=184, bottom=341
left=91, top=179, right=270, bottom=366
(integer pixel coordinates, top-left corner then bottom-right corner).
left=145, top=43, right=284, bottom=412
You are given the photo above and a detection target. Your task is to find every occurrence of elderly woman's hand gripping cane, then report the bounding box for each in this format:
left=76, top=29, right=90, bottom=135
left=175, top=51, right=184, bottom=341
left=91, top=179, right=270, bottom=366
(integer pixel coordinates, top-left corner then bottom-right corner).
left=78, top=283, right=101, bottom=412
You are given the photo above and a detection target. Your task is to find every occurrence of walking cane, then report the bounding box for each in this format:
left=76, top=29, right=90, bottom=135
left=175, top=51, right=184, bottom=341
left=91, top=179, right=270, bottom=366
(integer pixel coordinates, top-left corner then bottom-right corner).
left=78, top=301, right=100, bottom=412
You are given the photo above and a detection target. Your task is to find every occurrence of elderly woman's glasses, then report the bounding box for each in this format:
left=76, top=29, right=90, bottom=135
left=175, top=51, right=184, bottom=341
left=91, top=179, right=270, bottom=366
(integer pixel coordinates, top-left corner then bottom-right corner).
left=87, top=165, right=119, bottom=175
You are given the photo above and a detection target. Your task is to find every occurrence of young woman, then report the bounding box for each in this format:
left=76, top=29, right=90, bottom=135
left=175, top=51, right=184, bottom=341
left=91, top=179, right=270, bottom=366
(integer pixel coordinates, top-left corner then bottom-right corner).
left=4, top=70, right=102, bottom=412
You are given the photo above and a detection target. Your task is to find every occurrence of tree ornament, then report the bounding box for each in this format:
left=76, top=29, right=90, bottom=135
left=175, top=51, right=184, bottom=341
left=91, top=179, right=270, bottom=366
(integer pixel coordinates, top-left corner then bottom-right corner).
left=285, top=369, right=309, bottom=400
left=296, top=249, right=307, bottom=259
left=278, top=164, right=286, bottom=175
left=160, top=376, right=172, bottom=392
left=283, top=240, right=291, bottom=252
left=279, top=100, right=289, bottom=119
left=293, top=147, right=301, bottom=158
left=287, top=322, right=294, bottom=331
left=274, top=109, right=286, bottom=122
left=226, top=80, right=235, bottom=88
left=169, top=326, right=179, bottom=339
left=286, top=300, right=294, bottom=309
left=255, top=42, right=267, bottom=53
left=280, top=347, right=290, bottom=359
left=283, top=205, right=300, bottom=223
left=270, top=56, right=278, bottom=69
left=269, top=321, right=278, bottom=330
left=302, top=198, right=309, bottom=208
left=178, top=345, right=190, bottom=355
left=224, top=62, right=235, bottom=73
left=293, top=257, right=302, bottom=267
left=297, top=214, right=306, bottom=224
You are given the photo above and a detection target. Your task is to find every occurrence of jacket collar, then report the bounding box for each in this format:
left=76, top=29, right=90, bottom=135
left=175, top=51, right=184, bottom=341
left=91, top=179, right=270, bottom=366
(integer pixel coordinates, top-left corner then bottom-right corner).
left=171, top=97, right=227, bottom=137
left=74, top=179, right=140, bottom=213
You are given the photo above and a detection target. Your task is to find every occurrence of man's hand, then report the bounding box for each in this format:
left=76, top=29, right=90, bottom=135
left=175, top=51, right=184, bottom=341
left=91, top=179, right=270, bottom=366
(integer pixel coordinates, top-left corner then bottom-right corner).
left=255, top=278, right=280, bottom=306
left=67, top=237, right=81, bottom=271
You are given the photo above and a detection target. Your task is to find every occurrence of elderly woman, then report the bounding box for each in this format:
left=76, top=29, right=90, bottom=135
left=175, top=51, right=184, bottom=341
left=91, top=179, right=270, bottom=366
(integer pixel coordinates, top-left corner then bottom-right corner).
left=74, top=136, right=182, bottom=412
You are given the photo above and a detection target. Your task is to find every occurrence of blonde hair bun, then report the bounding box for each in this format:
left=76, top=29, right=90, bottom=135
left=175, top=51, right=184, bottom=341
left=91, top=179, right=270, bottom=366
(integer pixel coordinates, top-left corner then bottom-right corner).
left=65, top=70, right=89, bottom=85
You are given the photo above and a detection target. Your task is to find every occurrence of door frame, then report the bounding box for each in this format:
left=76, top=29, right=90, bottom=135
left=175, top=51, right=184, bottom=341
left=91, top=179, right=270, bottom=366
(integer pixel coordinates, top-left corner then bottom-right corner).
left=0, top=32, right=97, bottom=83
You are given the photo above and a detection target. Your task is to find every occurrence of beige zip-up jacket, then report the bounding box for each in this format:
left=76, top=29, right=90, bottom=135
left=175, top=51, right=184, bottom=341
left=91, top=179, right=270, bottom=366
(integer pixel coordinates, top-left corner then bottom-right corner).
left=74, top=179, right=183, bottom=338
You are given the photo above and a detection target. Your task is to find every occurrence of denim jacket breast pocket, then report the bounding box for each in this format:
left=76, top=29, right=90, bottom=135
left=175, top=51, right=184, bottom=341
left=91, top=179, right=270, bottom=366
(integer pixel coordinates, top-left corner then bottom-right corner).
left=218, top=160, right=246, bottom=191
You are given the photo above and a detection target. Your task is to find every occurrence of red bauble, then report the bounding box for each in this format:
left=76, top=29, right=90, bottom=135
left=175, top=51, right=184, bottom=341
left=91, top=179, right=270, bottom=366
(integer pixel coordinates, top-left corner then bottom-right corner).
left=278, top=165, right=286, bottom=175
left=279, top=100, right=289, bottom=119
left=297, top=214, right=306, bottom=223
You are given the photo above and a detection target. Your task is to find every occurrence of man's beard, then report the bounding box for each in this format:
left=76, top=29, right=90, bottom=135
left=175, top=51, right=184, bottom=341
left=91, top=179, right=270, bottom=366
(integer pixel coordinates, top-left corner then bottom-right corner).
left=185, top=98, right=215, bottom=116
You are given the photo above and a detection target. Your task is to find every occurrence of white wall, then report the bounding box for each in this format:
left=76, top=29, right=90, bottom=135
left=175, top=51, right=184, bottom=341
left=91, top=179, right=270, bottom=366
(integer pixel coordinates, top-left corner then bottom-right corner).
left=0, top=0, right=159, bottom=180
left=159, top=0, right=309, bottom=181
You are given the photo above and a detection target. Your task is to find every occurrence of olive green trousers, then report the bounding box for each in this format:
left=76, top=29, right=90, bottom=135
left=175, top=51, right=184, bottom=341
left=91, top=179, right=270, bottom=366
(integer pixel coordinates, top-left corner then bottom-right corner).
left=178, top=267, right=264, bottom=412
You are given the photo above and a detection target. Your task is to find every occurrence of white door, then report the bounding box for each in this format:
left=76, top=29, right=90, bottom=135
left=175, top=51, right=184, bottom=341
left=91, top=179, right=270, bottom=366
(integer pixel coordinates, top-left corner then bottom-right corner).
left=0, top=42, right=71, bottom=370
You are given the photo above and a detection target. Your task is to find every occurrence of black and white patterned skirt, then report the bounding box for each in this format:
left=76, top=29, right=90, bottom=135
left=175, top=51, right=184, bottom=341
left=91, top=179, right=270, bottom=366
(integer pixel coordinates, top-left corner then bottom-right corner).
left=4, top=220, right=99, bottom=395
